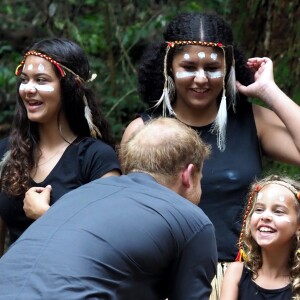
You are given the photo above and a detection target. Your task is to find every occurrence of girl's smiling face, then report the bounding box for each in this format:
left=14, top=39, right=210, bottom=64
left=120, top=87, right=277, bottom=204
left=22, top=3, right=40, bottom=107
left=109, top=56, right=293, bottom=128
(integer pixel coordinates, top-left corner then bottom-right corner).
left=250, top=184, right=300, bottom=250
left=171, top=45, right=225, bottom=114
left=19, top=55, right=62, bottom=124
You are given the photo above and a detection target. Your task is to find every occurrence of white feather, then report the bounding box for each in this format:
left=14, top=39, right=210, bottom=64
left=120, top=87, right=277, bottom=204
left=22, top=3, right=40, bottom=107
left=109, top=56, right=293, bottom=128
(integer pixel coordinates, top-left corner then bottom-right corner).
left=211, top=91, right=227, bottom=151
left=226, top=66, right=237, bottom=112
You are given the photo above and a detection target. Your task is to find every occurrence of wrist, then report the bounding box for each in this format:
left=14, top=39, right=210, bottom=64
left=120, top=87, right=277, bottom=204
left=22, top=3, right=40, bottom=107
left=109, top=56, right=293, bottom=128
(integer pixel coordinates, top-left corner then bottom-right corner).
left=257, top=81, right=279, bottom=106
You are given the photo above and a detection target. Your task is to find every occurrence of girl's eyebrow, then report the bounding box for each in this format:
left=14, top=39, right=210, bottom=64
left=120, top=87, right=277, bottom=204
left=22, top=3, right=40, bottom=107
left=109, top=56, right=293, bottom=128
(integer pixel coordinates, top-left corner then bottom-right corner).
left=20, top=72, right=51, bottom=77
left=206, top=61, right=223, bottom=66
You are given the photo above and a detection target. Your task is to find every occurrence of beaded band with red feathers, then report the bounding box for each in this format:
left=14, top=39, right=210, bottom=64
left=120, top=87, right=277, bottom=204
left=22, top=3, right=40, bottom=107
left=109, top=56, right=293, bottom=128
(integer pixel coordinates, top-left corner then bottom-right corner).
left=15, top=51, right=67, bottom=77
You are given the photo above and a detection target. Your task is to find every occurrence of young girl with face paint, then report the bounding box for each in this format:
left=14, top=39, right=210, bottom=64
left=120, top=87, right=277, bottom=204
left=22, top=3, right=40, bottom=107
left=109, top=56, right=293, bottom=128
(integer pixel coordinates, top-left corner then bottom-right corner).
left=220, top=175, right=300, bottom=300
left=121, top=12, right=300, bottom=299
left=0, top=38, right=121, bottom=255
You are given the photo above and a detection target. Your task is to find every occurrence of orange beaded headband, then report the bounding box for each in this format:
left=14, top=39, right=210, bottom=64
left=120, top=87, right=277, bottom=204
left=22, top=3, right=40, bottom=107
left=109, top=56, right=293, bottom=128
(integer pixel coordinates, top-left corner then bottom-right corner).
left=15, top=51, right=66, bottom=77
left=236, top=180, right=300, bottom=262
left=15, top=50, right=86, bottom=83
left=166, top=40, right=223, bottom=48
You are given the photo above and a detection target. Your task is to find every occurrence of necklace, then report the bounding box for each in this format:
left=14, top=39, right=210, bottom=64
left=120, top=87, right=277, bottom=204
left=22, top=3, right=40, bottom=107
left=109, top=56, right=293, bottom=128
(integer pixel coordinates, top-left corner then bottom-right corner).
left=36, top=149, right=62, bottom=167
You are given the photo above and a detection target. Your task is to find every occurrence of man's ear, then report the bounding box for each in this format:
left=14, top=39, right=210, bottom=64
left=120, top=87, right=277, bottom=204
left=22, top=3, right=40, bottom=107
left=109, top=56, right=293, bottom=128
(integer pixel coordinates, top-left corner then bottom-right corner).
left=181, top=164, right=195, bottom=188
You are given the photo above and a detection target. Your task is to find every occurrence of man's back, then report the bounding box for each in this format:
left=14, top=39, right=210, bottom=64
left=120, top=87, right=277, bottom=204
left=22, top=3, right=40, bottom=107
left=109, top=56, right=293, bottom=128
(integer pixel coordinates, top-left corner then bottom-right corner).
left=0, top=173, right=217, bottom=300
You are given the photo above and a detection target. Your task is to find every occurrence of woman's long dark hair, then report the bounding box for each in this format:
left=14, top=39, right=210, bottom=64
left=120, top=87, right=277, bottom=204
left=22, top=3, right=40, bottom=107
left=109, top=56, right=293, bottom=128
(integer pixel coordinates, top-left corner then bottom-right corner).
left=138, top=12, right=253, bottom=114
left=1, top=38, right=115, bottom=196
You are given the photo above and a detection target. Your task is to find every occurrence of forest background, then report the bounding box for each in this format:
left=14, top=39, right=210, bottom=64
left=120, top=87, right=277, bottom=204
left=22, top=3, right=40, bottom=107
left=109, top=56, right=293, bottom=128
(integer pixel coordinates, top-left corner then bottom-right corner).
left=0, top=0, right=299, bottom=175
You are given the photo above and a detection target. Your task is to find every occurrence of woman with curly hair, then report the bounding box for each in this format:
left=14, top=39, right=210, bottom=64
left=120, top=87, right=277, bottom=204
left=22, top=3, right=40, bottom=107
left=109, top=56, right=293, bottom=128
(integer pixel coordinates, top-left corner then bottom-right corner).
left=220, top=175, right=300, bottom=299
left=0, top=38, right=121, bottom=254
left=121, top=12, right=300, bottom=298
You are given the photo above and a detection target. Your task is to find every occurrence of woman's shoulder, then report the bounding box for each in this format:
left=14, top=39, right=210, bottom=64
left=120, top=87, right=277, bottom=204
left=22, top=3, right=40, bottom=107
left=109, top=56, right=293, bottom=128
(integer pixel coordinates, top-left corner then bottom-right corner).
left=224, top=261, right=245, bottom=285
left=63, top=136, right=120, bottom=175
left=220, top=262, right=244, bottom=300
left=227, top=261, right=244, bottom=275
left=121, top=117, right=144, bottom=144
left=73, top=137, right=117, bottom=155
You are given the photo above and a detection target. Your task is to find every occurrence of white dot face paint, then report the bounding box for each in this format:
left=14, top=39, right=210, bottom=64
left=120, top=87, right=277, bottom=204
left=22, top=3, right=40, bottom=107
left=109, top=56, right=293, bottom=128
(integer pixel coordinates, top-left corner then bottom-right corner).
left=19, top=83, right=54, bottom=92
left=183, top=53, right=190, bottom=60
left=257, top=192, right=263, bottom=200
left=38, top=64, right=45, bottom=72
left=198, top=52, right=205, bottom=59
left=27, top=64, right=33, bottom=71
left=210, top=53, right=218, bottom=61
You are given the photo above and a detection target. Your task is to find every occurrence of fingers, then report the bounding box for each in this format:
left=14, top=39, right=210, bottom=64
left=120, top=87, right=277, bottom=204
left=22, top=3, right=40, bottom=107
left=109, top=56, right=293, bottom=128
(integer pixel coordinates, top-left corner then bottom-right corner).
left=236, top=80, right=246, bottom=94
left=26, top=185, right=52, bottom=195
left=27, top=186, right=44, bottom=194
left=41, top=185, right=52, bottom=193
left=247, top=57, right=272, bottom=69
left=23, top=186, right=52, bottom=220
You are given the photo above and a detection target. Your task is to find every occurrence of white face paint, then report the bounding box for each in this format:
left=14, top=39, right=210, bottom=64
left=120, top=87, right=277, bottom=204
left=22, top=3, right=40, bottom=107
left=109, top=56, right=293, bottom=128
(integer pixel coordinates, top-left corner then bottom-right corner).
left=38, top=64, right=45, bottom=72
left=282, top=216, right=292, bottom=223
left=210, top=53, right=218, bottom=60
left=176, top=69, right=224, bottom=79
left=19, top=83, right=54, bottom=92
left=257, top=192, right=263, bottom=200
left=27, top=64, right=33, bottom=70
left=198, top=52, right=205, bottom=59
left=183, top=53, right=190, bottom=60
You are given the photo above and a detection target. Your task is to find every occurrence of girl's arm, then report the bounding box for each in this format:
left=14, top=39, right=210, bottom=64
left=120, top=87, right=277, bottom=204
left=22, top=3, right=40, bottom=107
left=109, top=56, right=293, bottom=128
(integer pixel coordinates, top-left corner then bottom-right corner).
left=219, top=261, right=243, bottom=300
left=238, top=57, right=300, bottom=166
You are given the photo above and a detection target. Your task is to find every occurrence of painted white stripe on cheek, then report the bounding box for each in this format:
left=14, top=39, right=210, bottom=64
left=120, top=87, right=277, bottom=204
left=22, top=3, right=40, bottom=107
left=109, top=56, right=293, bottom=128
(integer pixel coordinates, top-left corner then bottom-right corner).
left=19, top=83, right=54, bottom=92
left=176, top=69, right=224, bottom=79
left=176, top=71, right=198, bottom=78
left=282, top=216, right=291, bottom=223
left=206, top=70, right=224, bottom=78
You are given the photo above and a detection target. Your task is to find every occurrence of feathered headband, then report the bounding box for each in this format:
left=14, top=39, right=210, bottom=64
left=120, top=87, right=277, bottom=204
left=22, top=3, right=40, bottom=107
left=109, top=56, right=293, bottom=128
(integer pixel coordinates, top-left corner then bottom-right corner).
left=15, top=50, right=100, bottom=138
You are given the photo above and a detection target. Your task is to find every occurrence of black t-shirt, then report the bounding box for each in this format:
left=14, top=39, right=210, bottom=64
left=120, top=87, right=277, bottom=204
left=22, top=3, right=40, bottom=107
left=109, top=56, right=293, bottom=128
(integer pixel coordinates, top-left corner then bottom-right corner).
left=0, top=136, right=120, bottom=244
left=141, top=101, right=263, bottom=261
left=239, top=267, right=292, bottom=299
left=0, top=173, right=217, bottom=300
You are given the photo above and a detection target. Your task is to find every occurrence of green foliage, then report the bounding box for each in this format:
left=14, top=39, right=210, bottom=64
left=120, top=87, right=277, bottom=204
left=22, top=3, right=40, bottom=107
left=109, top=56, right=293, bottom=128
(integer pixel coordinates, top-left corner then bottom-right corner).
left=0, top=0, right=299, bottom=176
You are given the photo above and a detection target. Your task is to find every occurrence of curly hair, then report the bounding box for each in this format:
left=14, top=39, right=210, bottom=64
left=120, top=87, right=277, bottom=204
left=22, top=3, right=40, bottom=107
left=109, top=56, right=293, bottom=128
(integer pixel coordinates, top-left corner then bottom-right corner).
left=0, top=38, right=115, bottom=196
left=138, top=12, right=253, bottom=114
left=242, top=175, right=300, bottom=299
